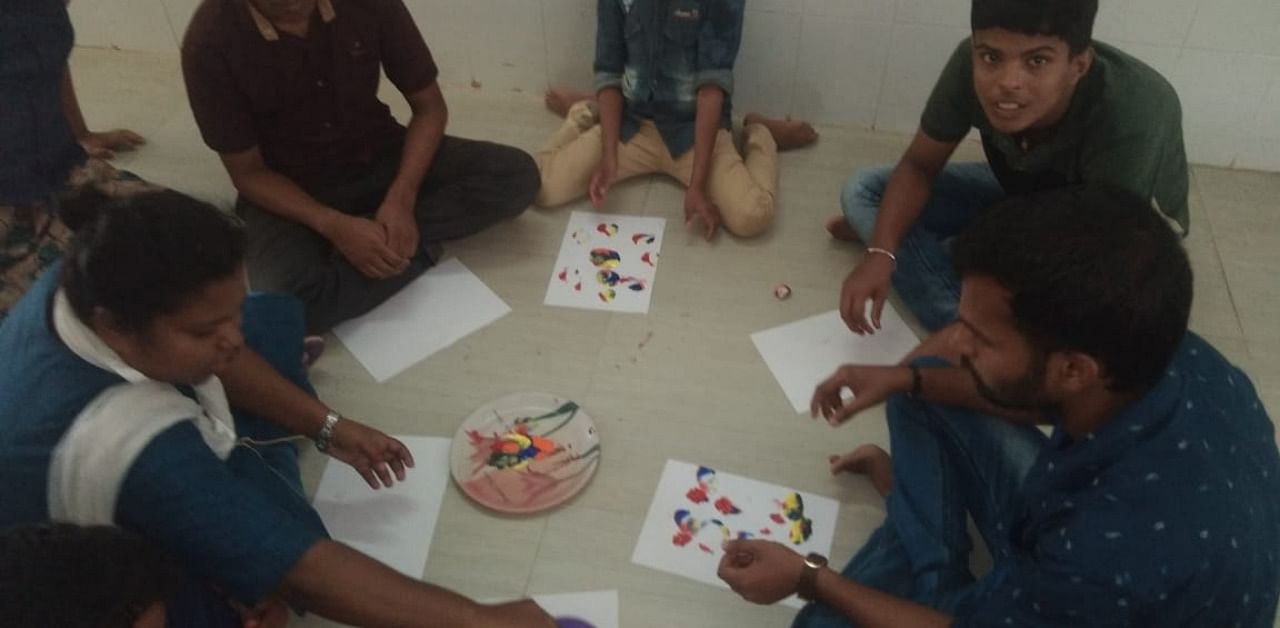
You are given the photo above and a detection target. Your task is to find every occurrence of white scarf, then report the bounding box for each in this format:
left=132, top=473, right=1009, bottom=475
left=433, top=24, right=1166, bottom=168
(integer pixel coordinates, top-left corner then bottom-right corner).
left=46, top=290, right=238, bottom=524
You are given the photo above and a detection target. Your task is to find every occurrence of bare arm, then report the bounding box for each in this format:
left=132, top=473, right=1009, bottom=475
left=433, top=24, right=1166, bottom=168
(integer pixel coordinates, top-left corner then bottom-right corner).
left=812, top=362, right=1043, bottom=426
left=285, top=540, right=554, bottom=628
left=376, top=82, right=449, bottom=258
left=219, top=346, right=327, bottom=437
left=220, top=148, right=407, bottom=278
left=840, top=130, right=959, bottom=334
left=589, top=87, right=625, bottom=207
left=61, top=65, right=89, bottom=139
left=684, top=84, right=724, bottom=239
left=596, top=87, right=624, bottom=166
left=868, top=130, right=959, bottom=252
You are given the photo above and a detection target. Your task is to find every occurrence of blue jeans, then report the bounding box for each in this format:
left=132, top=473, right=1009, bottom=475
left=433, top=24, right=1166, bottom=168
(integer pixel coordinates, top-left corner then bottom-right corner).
left=840, top=163, right=1005, bottom=332
left=793, top=359, right=1046, bottom=627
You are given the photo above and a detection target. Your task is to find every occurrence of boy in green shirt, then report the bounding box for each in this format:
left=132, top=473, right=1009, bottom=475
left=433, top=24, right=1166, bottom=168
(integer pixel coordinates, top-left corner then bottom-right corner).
left=828, top=0, right=1187, bottom=336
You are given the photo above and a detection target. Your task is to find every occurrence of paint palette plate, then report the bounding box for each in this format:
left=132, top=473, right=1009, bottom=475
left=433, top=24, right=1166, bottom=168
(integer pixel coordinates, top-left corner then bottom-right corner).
left=450, top=392, right=602, bottom=514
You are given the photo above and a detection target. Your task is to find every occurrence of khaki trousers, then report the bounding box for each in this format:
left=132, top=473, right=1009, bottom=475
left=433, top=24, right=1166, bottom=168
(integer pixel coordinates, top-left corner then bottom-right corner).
left=534, top=100, right=778, bottom=237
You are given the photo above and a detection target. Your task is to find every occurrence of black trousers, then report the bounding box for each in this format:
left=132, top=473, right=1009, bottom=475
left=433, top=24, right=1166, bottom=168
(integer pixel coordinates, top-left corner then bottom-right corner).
left=238, top=136, right=539, bottom=333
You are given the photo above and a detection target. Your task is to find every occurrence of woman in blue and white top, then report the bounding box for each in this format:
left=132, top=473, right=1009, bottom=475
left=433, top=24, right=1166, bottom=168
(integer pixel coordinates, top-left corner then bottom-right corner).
left=0, top=190, right=552, bottom=627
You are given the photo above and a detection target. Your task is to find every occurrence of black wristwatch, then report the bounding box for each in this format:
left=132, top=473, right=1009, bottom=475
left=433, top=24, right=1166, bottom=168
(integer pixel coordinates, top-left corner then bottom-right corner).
left=797, top=552, right=828, bottom=602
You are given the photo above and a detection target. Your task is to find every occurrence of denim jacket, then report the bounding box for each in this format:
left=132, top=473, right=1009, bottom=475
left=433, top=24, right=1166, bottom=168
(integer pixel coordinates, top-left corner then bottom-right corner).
left=593, top=0, right=743, bottom=157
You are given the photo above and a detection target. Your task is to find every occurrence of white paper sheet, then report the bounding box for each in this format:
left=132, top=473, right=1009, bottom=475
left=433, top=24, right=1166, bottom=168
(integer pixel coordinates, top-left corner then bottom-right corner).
left=333, top=258, right=511, bottom=382
left=484, top=590, right=619, bottom=628
left=751, top=307, right=920, bottom=413
left=632, top=460, right=839, bottom=608
left=312, top=436, right=452, bottom=579
left=536, top=591, right=620, bottom=628
left=544, top=211, right=666, bottom=314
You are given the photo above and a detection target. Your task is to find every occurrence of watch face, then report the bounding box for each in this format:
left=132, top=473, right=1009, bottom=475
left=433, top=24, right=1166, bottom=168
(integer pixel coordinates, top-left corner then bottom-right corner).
left=805, top=552, right=828, bottom=568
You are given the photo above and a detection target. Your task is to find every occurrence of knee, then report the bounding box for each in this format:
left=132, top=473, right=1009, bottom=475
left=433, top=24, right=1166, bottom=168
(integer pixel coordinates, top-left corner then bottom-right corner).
left=840, top=167, right=890, bottom=238
left=721, top=189, right=777, bottom=238
left=505, top=149, right=541, bottom=214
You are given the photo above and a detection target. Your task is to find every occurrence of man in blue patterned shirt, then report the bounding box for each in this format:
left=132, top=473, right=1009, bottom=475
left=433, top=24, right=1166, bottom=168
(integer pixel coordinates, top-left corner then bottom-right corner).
left=535, top=0, right=818, bottom=240
left=718, top=184, right=1279, bottom=627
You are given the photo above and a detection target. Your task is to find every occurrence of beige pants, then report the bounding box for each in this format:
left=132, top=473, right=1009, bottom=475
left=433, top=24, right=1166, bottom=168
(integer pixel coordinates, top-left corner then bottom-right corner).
left=534, top=100, right=779, bottom=237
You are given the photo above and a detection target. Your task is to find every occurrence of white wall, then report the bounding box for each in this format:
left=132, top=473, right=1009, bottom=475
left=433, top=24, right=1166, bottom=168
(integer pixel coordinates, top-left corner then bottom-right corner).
left=71, top=0, right=1280, bottom=171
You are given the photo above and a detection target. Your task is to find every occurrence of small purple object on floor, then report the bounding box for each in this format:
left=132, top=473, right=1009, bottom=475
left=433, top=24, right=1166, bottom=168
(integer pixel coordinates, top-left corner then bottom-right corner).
left=556, top=617, right=596, bottom=628
left=301, top=335, right=326, bottom=369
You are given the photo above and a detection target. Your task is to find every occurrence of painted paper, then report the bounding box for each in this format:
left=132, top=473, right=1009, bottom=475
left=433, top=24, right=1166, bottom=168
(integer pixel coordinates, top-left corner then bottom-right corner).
left=632, top=460, right=839, bottom=608
left=545, top=212, right=666, bottom=313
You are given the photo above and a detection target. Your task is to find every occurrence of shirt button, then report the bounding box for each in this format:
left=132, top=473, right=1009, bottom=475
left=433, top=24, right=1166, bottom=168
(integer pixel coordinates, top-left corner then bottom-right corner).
left=317, top=79, right=326, bottom=87
left=323, top=122, right=332, bottom=129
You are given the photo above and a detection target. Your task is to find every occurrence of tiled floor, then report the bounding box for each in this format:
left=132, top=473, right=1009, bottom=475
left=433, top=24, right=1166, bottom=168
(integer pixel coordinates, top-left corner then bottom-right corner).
left=69, top=47, right=1280, bottom=627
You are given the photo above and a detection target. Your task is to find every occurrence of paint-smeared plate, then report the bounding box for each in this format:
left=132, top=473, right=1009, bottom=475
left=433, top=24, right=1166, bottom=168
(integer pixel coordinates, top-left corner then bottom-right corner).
left=450, top=392, right=601, bottom=514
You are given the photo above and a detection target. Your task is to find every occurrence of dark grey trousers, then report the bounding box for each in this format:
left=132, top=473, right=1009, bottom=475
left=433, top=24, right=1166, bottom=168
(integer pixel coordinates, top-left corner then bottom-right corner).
left=237, top=136, right=539, bottom=334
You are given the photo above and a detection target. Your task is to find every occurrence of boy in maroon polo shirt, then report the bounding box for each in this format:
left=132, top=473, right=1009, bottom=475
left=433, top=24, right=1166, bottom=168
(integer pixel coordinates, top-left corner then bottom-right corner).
left=182, top=0, right=540, bottom=333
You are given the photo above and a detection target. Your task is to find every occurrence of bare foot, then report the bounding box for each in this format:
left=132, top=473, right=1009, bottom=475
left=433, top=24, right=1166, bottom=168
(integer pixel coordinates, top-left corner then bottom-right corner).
left=829, top=444, right=892, bottom=498
left=545, top=88, right=595, bottom=118
left=825, top=214, right=860, bottom=242
left=744, top=113, right=819, bottom=150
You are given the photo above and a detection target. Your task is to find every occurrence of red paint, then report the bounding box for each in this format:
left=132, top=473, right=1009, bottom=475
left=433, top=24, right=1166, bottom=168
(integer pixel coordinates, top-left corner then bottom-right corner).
left=672, top=531, right=693, bottom=547
left=698, top=543, right=714, bottom=554
left=759, top=528, right=772, bottom=536
left=686, top=487, right=709, bottom=504
left=714, top=497, right=741, bottom=515
left=769, top=513, right=785, bottom=524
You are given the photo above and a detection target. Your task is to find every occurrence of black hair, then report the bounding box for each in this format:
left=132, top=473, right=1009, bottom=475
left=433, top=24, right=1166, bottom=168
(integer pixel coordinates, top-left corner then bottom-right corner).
left=952, top=184, right=1192, bottom=393
left=62, top=190, right=246, bottom=332
left=0, top=523, right=183, bottom=628
left=971, top=0, right=1099, bottom=55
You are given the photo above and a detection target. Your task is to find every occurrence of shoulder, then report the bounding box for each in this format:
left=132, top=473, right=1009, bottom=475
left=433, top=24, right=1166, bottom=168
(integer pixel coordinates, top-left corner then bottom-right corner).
left=1087, top=42, right=1182, bottom=129
left=183, top=0, right=239, bottom=53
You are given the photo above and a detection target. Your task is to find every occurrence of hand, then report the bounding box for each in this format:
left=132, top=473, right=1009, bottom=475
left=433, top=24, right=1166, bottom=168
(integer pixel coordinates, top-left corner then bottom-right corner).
left=717, top=539, right=806, bottom=605
left=683, top=188, right=721, bottom=241
left=229, top=595, right=290, bottom=628
left=323, top=213, right=410, bottom=279
left=326, top=419, right=416, bottom=489
left=810, top=365, right=913, bottom=426
left=78, top=128, right=146, bottom=159
left=374, top=198, right=420, bottom=260
left=839, top=253, right=895, bottom=335
left=472, top=600, right=556, bottom=628
left=588, top=155, right=618, bottom=208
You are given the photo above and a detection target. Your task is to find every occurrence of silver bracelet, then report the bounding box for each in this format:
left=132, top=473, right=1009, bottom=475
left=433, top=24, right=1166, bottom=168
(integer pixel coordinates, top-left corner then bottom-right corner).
left=866, top=247, right=897, bottom=267
left=315, top=410, right=340, bottom=453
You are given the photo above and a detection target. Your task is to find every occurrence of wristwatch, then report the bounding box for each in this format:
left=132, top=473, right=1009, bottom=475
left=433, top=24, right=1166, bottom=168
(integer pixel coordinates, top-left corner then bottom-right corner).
left=315, top=410, right=340, bottom=452
left=797, top=552, right=828, bottom=602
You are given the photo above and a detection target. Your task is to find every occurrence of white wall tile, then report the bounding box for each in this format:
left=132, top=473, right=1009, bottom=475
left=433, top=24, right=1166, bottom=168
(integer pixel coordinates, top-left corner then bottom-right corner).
left=1186, top=0, right=1280, bottom=55
left=894, top=0, right=968, bottom=28
left=1235, top=141, right=1280, bottom=172
left=542, top=0, right=597, bottom=90
left=466, top=0, right=548, bottom=93
left=404, top=0, right=474, bottom=85
left=1172, top=50, right=1278, bottom=118
left=733, top=10, right=803, bottom=117
left=791, top=16, right=892, bottom=128
left=751, top=0, right=804, bottom=15
left=1093, top=0, right=1197, bottom=47
left=1256, top=69, right=1280, bottom=140
left=160, top=0, right=203, bottom=45
left=802, top=0, right=895, bottom=22
left=69, top=0, right=177, bottom=52
left=873, top=23, right=967, bottom=133
left=1111, top=42, right=1182, bottom=82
